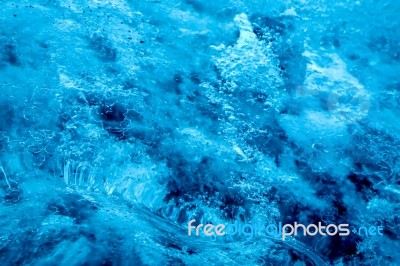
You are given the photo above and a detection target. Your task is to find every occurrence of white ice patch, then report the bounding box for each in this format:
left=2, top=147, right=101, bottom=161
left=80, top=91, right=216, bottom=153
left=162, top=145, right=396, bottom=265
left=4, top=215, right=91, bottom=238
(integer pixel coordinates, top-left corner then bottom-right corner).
left=233, top=144, right=248, bottom=160
left=211, top=13, right=282, bottom=94
left=280, top=8, right=299, bottom=17
left=300, top=47, right=370, bottom=124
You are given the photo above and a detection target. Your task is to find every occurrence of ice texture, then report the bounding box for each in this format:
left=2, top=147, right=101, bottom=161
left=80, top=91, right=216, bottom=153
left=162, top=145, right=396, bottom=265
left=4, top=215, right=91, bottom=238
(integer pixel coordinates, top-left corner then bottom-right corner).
left=0, top=0, right=400, bottom=265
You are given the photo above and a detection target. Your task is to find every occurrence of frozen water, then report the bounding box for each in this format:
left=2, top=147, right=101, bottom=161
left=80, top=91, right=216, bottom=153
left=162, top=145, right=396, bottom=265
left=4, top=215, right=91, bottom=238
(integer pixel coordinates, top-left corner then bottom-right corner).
left=0, top=0, right=400, bottom=265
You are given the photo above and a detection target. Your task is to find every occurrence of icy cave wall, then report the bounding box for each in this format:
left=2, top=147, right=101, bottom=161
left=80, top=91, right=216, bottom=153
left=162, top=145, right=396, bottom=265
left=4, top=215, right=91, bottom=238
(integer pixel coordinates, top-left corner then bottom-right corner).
left=0, top=0, right=400, bottom=265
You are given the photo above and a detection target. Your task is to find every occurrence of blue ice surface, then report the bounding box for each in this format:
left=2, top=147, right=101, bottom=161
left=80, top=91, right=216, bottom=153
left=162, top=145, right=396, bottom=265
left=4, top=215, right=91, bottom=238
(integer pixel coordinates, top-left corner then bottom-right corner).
left=0, top=0, right=399, bottom=265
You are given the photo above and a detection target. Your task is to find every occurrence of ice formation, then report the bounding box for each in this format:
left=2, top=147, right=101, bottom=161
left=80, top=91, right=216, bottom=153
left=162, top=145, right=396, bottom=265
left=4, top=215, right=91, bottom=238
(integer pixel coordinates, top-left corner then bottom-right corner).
left=0, top=0, right=399, bottom=265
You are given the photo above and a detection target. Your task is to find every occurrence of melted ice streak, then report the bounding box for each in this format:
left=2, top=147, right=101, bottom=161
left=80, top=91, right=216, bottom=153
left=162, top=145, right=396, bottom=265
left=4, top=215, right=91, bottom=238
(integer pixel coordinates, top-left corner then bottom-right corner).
left=206, top=15, right=329, bottom=264
left=207, top=13, right=285, bottom=166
